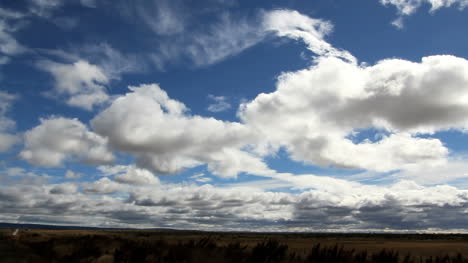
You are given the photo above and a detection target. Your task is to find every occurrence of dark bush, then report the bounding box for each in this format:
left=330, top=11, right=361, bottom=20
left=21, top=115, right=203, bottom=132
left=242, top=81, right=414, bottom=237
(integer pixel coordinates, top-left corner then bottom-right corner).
left=306, top=244, right=355, bottom=263
left=5, top=233, right=468, bottom=263
left=370, top=249, right=399, bottom=263
left=248, top=239, right=288, bottom=263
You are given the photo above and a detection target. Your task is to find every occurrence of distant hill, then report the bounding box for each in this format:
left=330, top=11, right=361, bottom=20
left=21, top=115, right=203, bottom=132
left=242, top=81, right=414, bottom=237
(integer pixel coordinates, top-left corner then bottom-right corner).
left=2, top=223, right=468, bottom=240
left=0, top=222, right=121, bottom=230
left=0, top=222, right=184, bottom=231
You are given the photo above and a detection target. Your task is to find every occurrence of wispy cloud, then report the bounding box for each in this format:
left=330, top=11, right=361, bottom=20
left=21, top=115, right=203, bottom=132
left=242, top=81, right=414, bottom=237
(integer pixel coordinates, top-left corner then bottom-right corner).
left=190, top=173, right=212, bottom=183
left=150, top=9, right=357, bottom=69
left=151, top=11, right=265, bottom=69
left=0, top=91, right=18, bottom=152
left=65, top=170, right=83, bottom=179
left=186, top=12, right=265, bottom=66
left=28, top=0, right=96, bottom=17
left=0, top=9, right=29, bottom=64
left=380, top=0, right=468, bottom=28
left=262, top=9, right=356, bottom=63
left=28, top=0, right=63, bottom=17
left=80, top=0, right=97, bottom=8
left=136, top=0, right=186, bottom=36
left=207, top=95, right=231, bottom=112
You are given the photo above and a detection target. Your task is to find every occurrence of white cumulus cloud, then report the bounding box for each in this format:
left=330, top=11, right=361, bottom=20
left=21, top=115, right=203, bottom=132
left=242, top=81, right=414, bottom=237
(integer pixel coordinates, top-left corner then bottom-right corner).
left=91, top=84, right=270, bottom=178
left=239, top=54, right=468, bottom=172
left=20, top=117, right=114, bottom=166
left=38, top=60, right=110, bottom=110
left=103, top=165, right=160, bottom=185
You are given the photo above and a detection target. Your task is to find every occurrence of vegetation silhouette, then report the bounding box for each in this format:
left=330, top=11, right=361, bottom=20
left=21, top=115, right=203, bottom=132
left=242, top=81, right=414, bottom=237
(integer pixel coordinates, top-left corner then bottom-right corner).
left=2, top=230, right=468, bottom=262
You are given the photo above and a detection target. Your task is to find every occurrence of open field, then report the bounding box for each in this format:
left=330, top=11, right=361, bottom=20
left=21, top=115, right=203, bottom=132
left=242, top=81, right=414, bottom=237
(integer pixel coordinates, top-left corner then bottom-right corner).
left=1, top=229, right=468, bottom=262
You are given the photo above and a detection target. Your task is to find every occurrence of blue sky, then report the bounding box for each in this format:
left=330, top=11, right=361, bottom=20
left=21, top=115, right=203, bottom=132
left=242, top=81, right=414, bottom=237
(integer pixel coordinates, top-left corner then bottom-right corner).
left=1, top=0, right=468, bottom=231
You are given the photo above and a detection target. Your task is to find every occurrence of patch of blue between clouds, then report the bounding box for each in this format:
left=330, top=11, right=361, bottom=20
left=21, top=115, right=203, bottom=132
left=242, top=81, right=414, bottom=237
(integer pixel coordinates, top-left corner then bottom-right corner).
left=346, top=128, right=392, bottom=144
left=416, top=130, right=468, bottom=155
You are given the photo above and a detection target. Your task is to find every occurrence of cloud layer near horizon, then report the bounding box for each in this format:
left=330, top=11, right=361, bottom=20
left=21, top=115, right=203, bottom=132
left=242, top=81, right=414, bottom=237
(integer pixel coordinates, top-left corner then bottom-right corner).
left=1, top=169, right=468, bottom=231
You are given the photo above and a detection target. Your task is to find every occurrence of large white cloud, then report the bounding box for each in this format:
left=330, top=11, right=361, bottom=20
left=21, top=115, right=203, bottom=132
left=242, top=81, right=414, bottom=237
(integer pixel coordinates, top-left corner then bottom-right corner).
left=30, top=10, right=468, bottom=176
left=91, top=84, right=271, bottom=177
left=238, top=55, right=468, bottom=171
left=20, top=9, right=468, bottom=177
left=232, top=10, right=468, bottom=172
left=393, top=159, right=468, bottom=184
left=38, top=60, right=110, bottom=110
left=20, top=117, right=114, bottom=166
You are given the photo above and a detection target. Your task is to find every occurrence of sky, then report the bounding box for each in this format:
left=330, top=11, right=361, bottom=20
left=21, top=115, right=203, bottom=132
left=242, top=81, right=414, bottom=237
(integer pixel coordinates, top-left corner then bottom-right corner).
left=1, top=0, right=468, bottom=232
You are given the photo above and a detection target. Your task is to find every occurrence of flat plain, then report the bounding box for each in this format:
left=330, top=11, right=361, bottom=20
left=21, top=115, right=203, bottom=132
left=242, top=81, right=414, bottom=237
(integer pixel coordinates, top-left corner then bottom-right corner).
left=1, top=229, right=468, bottom=262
